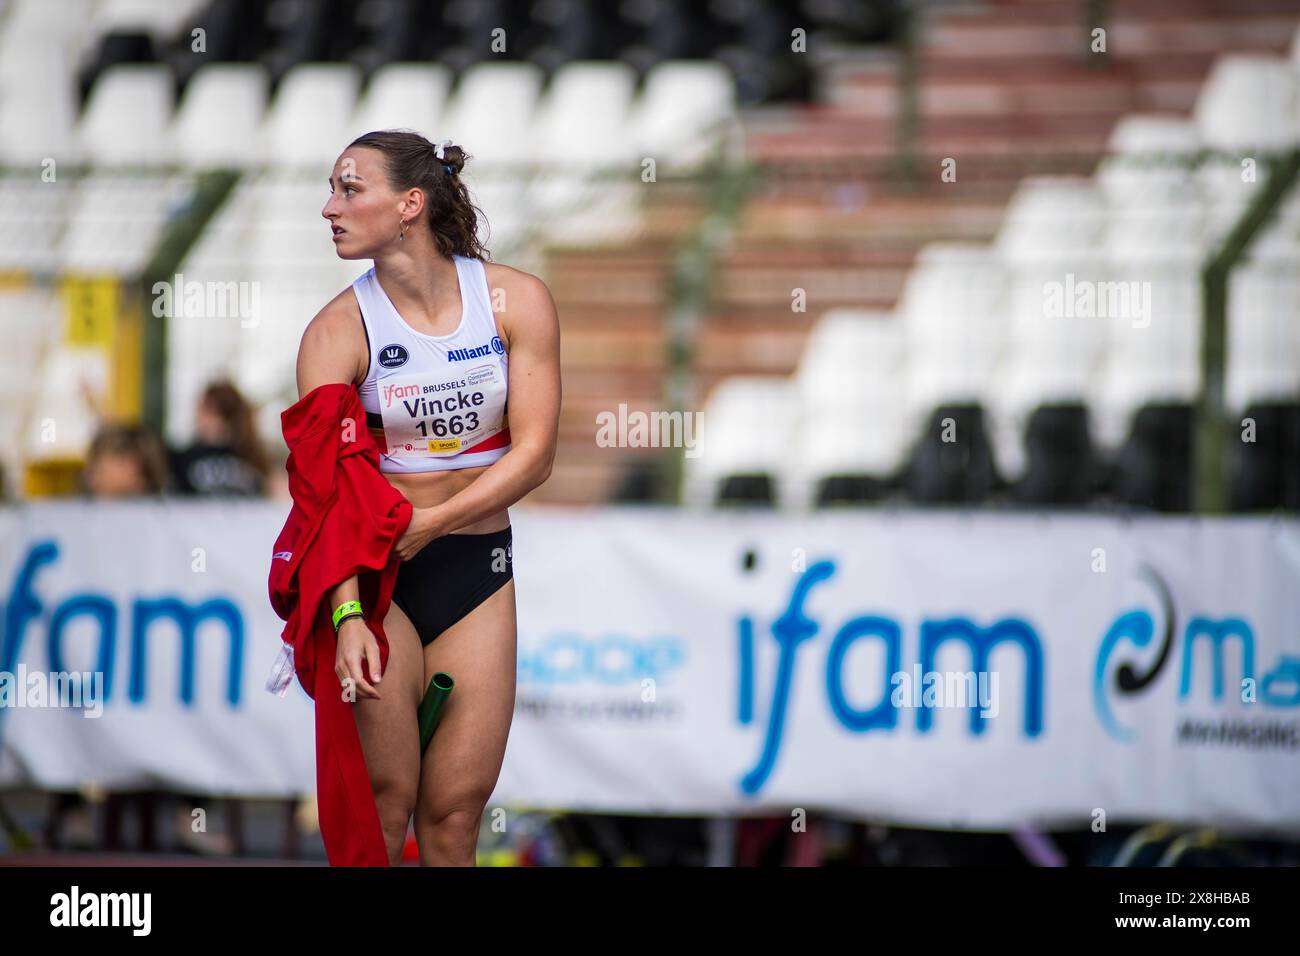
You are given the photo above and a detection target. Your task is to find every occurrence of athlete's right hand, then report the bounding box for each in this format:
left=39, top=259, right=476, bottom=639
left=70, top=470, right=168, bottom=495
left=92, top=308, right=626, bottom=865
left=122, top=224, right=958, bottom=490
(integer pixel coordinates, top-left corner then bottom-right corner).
left=334, top=618, right=383, bottom=699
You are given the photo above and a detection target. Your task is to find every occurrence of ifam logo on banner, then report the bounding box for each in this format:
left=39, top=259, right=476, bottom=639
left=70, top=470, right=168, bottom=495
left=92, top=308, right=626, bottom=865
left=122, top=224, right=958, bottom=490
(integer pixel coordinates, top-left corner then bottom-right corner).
left=733, top=550, right=1045, bottom=797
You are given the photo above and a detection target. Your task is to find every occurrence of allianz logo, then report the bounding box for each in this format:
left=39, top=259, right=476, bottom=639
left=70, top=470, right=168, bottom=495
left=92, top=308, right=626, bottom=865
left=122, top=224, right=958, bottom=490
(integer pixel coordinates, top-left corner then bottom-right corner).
left=448, top=337, right=503, bottom=361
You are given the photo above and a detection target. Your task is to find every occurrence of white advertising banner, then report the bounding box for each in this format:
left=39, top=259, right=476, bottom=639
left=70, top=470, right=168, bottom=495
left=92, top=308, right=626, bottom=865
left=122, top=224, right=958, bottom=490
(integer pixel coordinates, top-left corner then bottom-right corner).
left=1, top=501, right=1297, bottom=833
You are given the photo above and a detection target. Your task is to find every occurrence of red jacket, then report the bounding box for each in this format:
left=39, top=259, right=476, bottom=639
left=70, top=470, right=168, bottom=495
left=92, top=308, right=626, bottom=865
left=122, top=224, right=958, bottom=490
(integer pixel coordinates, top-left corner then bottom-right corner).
left=268, top=382, right=412, bottom=866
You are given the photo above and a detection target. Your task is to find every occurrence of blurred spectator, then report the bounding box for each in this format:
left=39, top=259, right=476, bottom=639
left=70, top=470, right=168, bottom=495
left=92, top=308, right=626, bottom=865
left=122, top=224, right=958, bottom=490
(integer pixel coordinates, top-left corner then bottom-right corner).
left=169, top=380, right=269, bottom=497
left=80, top=421, right=170, bottom=497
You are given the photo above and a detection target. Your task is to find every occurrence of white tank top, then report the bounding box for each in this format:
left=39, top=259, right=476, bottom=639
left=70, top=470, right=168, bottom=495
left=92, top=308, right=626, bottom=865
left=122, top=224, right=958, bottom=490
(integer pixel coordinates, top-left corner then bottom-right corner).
left=354, top=255, right=511, bottom=473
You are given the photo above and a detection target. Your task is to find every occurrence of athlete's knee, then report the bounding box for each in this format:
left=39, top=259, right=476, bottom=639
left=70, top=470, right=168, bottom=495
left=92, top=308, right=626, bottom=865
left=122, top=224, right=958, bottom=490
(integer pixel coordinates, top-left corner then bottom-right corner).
left=371, top=776, right=417, bottom=843
left=414, top=798, right=485, bottom=853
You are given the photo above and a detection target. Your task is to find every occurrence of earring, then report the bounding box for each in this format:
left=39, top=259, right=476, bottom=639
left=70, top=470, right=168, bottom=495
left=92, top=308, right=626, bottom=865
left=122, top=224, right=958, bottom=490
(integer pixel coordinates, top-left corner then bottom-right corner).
left=398, top=218, right=407, bottom=242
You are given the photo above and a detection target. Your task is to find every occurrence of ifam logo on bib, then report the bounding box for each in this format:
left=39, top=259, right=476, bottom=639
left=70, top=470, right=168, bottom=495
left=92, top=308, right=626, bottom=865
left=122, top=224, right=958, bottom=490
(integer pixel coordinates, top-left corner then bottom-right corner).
left=379, top=344, right=409, bottom=368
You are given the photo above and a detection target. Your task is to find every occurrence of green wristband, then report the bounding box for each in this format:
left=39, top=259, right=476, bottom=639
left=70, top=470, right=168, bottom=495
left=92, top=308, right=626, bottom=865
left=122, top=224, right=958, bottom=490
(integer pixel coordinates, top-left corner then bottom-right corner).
left=332, top=600, right=363, bottom=630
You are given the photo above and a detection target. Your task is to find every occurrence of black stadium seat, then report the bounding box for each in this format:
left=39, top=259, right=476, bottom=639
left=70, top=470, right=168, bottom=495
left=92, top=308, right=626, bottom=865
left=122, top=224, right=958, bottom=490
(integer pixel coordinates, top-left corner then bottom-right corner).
left=1016, top=403, right=1094, bottom=505
left=904, top=404, right=999, bottom=504
left=816, top=473, right=890, bottom=506
left=1230, top=402, right=1300, bottom=511
left=1114, top=403, right=1194, bottom=512
left=718, top=473, right=777, bottom=506
left=612, top=457, right=665, bottom=503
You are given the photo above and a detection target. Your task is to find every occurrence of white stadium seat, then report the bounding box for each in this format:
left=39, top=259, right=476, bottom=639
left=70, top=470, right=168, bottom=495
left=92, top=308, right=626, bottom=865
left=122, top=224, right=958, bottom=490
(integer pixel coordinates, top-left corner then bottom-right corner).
left=172, top=64, right=270, bottom=169
left=897, top=242, right=1008, bottom=442
left=438, top=62, right=543, bottom=169
left=350, top=63, right=452, bottom=140
left=629, top=60, right=738, bottom=172
left=789, top=309, right=908, bottom=506
left=261, top=64, right=362, bottom=169
left=992, top=177, right=1107, bottom=479
left=683, top=375, right=799, bottom=507
left=1092, top=115, right=1206, bottom=451
left=1194, top=54, right=1298, bottom=153
left=0, top=46, right=80, bottom=165
left=78, top=64, right=175, bottom=167
left=530, top=61, right=641, bottom=244
left=1194, top=55, right=1300, bottom=244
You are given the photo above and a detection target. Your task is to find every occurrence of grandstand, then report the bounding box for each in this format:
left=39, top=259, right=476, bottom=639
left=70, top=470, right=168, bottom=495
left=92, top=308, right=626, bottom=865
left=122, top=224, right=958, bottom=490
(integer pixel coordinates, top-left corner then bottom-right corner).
left=1, top=0, right=1298, bottom=874
left=1, top=0, right=1297, bottom=510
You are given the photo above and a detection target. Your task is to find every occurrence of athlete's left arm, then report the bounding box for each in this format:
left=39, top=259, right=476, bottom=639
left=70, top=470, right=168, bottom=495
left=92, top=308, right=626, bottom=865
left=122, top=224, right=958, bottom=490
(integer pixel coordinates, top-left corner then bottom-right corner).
left=397, top=273, right=560, bottom=555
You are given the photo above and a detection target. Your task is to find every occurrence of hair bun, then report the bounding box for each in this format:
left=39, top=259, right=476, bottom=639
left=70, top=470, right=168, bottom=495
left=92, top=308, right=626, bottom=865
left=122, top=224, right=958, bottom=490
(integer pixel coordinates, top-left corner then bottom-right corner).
left=431, top=139, right=464, bottom=174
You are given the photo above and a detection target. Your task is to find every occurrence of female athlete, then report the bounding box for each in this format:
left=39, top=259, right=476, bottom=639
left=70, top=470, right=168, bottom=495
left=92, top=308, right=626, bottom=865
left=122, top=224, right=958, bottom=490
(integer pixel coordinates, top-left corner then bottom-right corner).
left=295, top=128, right=561, bottom=865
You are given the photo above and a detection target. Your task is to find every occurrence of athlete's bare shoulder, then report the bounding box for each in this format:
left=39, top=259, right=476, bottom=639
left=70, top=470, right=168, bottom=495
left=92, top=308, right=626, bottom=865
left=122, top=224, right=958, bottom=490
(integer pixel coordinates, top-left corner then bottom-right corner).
left=295, top=283, right=367, bottom=399
left=481, top=260, right=557, bottom=352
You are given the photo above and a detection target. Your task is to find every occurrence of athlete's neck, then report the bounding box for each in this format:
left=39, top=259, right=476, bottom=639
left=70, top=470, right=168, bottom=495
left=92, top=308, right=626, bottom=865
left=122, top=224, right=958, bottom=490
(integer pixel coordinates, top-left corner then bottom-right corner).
left=372, top=247, right=459, bottom=321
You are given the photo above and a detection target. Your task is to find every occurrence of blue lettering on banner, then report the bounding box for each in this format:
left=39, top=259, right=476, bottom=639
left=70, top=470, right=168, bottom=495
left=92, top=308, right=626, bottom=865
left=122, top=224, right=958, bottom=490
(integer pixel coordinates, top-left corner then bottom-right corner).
left=1094, top=611, right=1297, bottom=743
left=518, top=633, right=686, bottom=686
left=736, top=559, right=1045, bottom=796
left=1, top=540, right=245, bottom=709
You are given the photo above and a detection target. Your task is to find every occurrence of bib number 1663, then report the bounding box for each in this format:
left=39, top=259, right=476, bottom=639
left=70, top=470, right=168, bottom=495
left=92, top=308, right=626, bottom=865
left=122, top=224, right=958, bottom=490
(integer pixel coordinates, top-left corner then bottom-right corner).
left=415, top=412, right=480, bottom=437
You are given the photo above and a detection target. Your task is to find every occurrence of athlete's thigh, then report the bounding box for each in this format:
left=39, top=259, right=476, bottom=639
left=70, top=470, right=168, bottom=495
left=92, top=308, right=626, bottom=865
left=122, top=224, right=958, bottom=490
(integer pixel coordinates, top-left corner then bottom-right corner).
left=353, top=598, right=424, bottom=789
left=416, top=578, right=518, bottom=810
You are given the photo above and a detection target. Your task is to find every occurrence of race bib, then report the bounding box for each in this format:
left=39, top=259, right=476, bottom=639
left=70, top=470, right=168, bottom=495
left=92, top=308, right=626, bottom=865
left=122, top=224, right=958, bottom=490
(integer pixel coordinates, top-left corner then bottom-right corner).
left=377, top=362, right=505, bottom=457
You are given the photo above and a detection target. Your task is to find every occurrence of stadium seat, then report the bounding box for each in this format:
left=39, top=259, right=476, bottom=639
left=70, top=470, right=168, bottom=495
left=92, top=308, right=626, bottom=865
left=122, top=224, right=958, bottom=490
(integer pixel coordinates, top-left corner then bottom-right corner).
left=438, top=61, right=544, bottom=169
left=1113, top=404, right=1195, bottom=512
left=1093, top=115, right=1205, bottom=456
left=627, top=60, right=738, bottom=172
left=0, top=49, right=81, bottom=165
left=536, top=61, right=638, bottom=169
left=897, top=242, right=1007, bottom=454
left=1016, top=404, right=1096, bottom=505
left=77, top=64, right=175, bottom=167
left=990, top=177, right=1106, bottom=482
left=717, top=473, right=777, bottom=505
left=1193, top=55, right=1299, bottom=245
left=530, top=61, right=640, bottom=243
left=1229, top=403, right=1300, bottom=511
left=903, top=404, right=1000, bottom=505
left=171, top=64, right=270, bottom=169
left=261, top=64, right=362, bottom=169
left=436, top=62, right=545, bottom=255
left=1194, top=54, right=1298, bottom=153
left=683, top=375, right=797, bottom=507
left=350, top=63, right=451, bottom=140
left=793, top=309, right=907, bottom=506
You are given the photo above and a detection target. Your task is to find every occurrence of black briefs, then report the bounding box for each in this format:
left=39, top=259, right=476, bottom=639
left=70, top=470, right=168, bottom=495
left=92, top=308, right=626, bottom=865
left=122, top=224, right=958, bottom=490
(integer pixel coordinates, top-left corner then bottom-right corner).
left=391, top=526, right=513, bottom=646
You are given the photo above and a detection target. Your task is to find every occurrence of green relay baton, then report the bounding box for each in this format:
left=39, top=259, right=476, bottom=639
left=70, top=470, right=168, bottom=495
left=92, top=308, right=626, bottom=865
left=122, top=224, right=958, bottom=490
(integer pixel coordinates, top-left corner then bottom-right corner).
left=418, top=672, right=455, bottom=753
